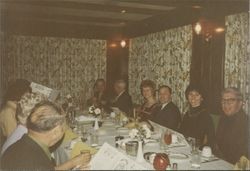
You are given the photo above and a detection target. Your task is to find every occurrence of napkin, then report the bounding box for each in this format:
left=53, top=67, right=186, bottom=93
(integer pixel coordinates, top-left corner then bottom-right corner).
left=70, top=141, right=97, bottom=158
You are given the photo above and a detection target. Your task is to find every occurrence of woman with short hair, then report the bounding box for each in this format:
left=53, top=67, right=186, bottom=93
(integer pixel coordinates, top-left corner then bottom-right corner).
left=179, top=84, right=215, bottom=149
left=138, top=79, right=158, bottom=121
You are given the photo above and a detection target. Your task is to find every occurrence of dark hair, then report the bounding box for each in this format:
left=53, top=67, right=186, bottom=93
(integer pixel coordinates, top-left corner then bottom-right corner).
left=26, top=101, right=65, bottom=132
left=3, top=79, right=31, bottom=105
left=140, top=80, right=156, bottom=96
left=158, top=85, right=172, bottom=94
left=185, top=84, right=204, bottom=99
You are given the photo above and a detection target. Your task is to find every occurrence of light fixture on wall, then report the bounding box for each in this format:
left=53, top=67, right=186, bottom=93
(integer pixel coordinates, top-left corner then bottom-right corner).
left=110, top=43, right=117, bottom=48
left=120, top=40, right=126, bottom=48
left=194, top=22, right=202, bottom=35
left=215, top=27, right=225, bottom=33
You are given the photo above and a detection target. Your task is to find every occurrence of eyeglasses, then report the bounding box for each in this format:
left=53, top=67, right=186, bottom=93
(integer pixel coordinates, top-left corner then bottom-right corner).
left=221, top=98, right=239, bottom=105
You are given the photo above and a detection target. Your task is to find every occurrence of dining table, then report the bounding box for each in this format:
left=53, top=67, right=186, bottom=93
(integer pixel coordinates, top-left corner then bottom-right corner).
left=58, top=112, right=233, bottom=170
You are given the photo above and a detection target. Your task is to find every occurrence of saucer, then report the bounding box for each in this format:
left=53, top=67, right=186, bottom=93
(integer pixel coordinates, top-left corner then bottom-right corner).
left=201, top=154, right=214, bottom=159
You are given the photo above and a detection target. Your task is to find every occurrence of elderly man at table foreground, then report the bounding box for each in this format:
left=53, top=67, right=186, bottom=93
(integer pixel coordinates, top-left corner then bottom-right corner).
left=1, top=101, right=90, bottom=170
left=215, top=87, right=248, bottom=164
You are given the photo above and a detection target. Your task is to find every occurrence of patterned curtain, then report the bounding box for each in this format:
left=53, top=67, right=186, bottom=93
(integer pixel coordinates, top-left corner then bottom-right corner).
left=1, top=34, right=106, bottom=109
left=225, top=12, right=249, bottom=115
left=129, top=25, right=192, bottom=113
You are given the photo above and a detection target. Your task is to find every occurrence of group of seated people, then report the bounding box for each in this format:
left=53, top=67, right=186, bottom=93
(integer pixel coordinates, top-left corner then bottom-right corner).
left=0, top=78, right=248, bottom=170
left=88, top=78, right=249, bottom=164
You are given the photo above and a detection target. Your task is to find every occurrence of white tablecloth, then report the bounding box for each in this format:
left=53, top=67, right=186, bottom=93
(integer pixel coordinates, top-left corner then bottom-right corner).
left=64, top=118, right=233, bottom=170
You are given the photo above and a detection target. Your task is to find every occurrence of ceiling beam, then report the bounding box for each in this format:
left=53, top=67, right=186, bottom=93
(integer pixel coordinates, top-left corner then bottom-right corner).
left=1, top=2, right=152, bottom=21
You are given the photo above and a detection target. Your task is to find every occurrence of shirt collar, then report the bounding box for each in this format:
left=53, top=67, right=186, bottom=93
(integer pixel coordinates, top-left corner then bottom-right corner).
left=161, top=101, right=170, bottom=110
left=115, top=90, right=125, bottom=100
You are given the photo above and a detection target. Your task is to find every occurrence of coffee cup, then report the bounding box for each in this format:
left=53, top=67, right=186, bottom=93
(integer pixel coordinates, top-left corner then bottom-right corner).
left=202, top=146, right=212, bottom=158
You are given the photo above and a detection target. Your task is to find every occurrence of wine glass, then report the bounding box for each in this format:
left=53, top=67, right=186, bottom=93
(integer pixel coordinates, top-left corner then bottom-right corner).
left=164, top=130, right=172, bottom=145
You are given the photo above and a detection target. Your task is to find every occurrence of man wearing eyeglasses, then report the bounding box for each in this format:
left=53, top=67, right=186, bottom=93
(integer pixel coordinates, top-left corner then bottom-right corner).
left=215, top=87, right=248, bottom=164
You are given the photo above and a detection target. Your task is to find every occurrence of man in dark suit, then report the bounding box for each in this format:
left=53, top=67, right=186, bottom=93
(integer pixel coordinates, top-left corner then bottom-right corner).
left=110, top=79, right=133, bottom=115
left=152, top=85, right=181, bottom=131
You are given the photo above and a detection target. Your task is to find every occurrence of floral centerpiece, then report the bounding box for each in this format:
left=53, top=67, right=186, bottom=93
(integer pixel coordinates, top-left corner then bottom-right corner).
left=129, top=124, right=152, bottom=163
left=88, top=105, right=101, bottom=117
left=129, top=124, right=151, bottom=141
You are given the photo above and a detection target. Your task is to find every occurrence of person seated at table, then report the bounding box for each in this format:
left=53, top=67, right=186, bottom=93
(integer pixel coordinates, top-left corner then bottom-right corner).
left=151, top=85, right=181, bottom=131
left=215, top=87, right=248, bottom=164
left=87, top=78, right=109, bottom=109
left=137, top=79, right=158, bottom=121
left=109, top=79, right=133, bottom=116
left=1, top=101, right=90, bottom=170
left=1, top=92, right=45, bottom=155
left=0, top=79, right=32, bottom=146
left=179, top=84, right=215, bottom=149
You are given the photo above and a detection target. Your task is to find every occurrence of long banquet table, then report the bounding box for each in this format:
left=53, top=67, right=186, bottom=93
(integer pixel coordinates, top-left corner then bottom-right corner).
left=61, top=116, right=233, bottom=170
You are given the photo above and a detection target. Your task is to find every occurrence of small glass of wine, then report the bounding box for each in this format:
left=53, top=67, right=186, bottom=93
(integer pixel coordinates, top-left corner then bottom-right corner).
left=164, top=130, right=172, bottom=145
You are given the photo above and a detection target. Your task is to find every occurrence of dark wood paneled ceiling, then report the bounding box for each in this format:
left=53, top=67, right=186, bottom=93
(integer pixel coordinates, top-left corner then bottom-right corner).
left=0, top=0, right=248, bottom=40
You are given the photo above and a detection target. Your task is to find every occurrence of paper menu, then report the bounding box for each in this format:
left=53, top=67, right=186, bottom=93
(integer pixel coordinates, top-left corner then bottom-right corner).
left=90, top=143, right=147, bottom=170
left=30, top=82, right=59, bottom=102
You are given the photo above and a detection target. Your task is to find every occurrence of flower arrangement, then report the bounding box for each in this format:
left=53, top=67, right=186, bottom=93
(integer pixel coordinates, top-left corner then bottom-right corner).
left=129, top=124, right=151, bottom=140
left=88, top=105, right=101, bottom=117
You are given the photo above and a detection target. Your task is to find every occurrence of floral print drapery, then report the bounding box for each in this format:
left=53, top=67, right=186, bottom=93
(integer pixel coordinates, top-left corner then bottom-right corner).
left=225, top=12, right=249, bottom=115
left=128, top=25, right=192, bottom=113
left=0, top=35, right=106, bottom=108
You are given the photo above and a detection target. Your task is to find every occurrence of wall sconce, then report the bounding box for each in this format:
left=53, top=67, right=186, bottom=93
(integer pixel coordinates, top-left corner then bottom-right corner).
left=110, top=43, right=117, bottom=48
left=215, top=27, right=225, bottom=33
left=194, top=22, right=202, bottom=35
left=120, top=40, right=126, bottom=48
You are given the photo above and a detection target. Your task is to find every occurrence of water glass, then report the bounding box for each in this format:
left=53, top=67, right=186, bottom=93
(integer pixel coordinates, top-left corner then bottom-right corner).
left=125, top=141, right=138, bottom=156
left=90, top=133, right=99, bottom=147
left=80, top=150, right=91, bottom=163
left=190, top=148, right=201, bottom=169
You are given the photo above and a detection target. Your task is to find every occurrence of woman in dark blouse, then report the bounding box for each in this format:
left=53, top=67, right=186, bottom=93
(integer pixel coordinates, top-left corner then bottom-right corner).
left=138, top=80, right=158, bottom=121
left=179, top=85, right=215, bottom=149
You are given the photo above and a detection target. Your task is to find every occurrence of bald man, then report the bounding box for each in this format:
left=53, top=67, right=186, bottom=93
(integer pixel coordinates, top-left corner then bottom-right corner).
left=110, top=79, right=133, bottom=115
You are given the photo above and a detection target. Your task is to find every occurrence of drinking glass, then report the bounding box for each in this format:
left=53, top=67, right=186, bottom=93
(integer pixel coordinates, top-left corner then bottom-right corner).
left=190, top=139, right=201, bottom=170
left=159, top=130, right=168, bottom=152
left=190, top=148, right=201, bottom=169
left=90, top=133, right=99, bottom=147
left=79, top=150, right=91, bottom=168
left=164, top=130, right=172, bottom=145
left=80, top=150, right=91, bottom=162
left=81, top=129, right=89, bottom=142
